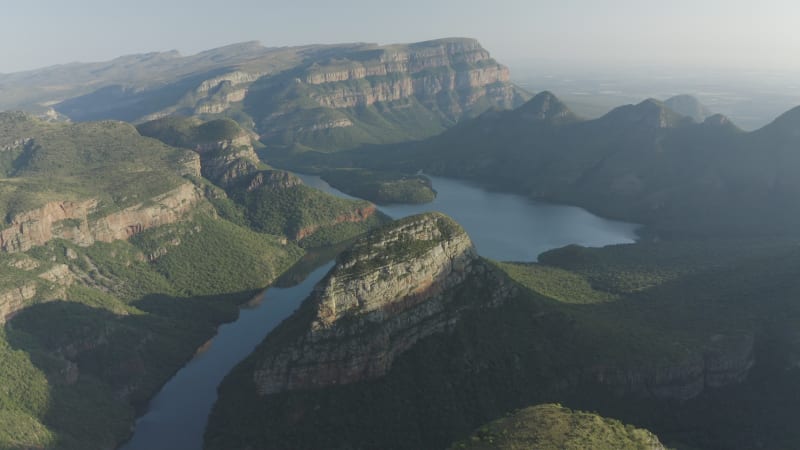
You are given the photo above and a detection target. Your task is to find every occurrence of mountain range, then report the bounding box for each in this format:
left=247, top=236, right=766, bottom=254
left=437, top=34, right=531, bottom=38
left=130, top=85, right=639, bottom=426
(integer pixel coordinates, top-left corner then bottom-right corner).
left=1, top=38, right=528, bottom=151
left=286, top=90, right=800, bottom=236
left=3, top=37, right=800, bottom=450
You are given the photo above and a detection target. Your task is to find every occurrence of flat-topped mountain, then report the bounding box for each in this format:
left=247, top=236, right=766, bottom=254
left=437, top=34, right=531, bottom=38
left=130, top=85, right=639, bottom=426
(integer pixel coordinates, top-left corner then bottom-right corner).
left=206, top=212, right=785, bottom=450
left=0, top=38, right=528, bottom=151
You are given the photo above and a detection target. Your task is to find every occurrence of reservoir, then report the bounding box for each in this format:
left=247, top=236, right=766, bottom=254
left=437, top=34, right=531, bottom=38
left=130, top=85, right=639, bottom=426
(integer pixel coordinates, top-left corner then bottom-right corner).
left=120, top=175, right=639, bottom=449
left=297, top=174, right=639, bottom=262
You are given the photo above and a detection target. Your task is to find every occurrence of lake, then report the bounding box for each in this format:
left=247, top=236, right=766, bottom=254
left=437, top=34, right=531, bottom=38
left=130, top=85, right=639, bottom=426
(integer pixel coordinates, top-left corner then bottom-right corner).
left=297, top=174, right=639, bottom=262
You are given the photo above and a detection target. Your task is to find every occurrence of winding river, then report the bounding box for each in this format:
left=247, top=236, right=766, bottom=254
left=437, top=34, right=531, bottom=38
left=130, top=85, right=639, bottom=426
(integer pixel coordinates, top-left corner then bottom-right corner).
left=120, top=175, right=639, bottom=450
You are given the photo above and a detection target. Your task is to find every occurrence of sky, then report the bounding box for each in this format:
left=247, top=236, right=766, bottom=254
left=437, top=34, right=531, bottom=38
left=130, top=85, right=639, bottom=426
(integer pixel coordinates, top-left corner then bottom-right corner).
left=2, top=0, right=800, bottom=74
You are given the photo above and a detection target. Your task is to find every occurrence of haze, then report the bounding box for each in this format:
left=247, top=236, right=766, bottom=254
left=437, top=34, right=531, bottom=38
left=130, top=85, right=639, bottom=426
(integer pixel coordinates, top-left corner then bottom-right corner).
left=2, top=0, right=799, bottom=74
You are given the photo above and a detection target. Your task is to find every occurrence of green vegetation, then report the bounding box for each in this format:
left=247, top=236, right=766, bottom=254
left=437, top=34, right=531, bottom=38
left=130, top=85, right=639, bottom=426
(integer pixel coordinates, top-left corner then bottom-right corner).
left=320, top=168, right=436, bottom=204
left=207, top=233, right=800, bottom=450
left=0, top=210, right=302, bottom=450
left=279, top=91, right=800, bottom=237
left=449, top=404, right=665, bottom=450
left=0, top=113, right=195, bottom=222
left=233, top=182, right=387, bottom=247
left=137, top=116, right=244, bottom=149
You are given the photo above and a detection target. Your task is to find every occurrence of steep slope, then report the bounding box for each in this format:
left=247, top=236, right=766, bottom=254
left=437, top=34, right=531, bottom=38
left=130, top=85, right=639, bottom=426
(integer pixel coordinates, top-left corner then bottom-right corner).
left=137, top=116, right=262, bottom=187
left=449, top=404, right=666, bottom=450
left=0, top=113, right=312, bottom=449
left=205, top=214, right=797, bottom=450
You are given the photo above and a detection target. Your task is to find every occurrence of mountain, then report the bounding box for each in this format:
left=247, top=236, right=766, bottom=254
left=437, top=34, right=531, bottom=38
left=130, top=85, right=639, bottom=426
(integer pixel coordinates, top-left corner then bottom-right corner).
left=449, top=404, right=666, bottom=450
left=249, top=38, right=529, bottom=151
left=286, top=91, right=800, bottom=236
left=206, top=212, right=799, bottom=450
left=663, top=94, right=713, bottom=122
left=0, top=113, right=387, bottom=449
left=0, top=38, right=529, bottom=151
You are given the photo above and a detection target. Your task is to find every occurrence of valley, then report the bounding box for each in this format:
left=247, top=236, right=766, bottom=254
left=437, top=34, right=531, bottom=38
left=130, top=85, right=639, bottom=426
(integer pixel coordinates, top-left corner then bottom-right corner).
left=1, top=33, right=800, bottom=450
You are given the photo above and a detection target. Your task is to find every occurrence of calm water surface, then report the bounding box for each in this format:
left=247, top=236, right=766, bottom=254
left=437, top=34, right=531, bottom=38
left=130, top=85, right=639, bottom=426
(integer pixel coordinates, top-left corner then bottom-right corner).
left=121, top=175, right=638, bottom=449
left=298, top=174, right=639, bottom=261
left=120, top=263, right=334, bottom=450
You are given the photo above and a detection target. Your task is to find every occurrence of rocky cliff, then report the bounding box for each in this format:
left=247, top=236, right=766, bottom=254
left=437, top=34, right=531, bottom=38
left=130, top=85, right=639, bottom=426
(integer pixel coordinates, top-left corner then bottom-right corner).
left=588, top=333, right=755, bottom=401
left=302, top=39, right=512, bottom=110
left=252, top=212, right=512, bottom=395
left=0, top=183, right=202, bottom=253
left=249, top=38, right=529, bottom=150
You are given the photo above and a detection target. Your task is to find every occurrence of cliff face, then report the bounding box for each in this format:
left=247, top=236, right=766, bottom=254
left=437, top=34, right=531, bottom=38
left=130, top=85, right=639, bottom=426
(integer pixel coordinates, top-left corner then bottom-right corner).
left=588, top=333, right=755, bottom=401
left=252, top=38, right=528, bottom=150
left=252, top=212, right=512, bottom=395
left=0, top=183, right=202, bottom=253
left=303, top=39, right=511, bottom=110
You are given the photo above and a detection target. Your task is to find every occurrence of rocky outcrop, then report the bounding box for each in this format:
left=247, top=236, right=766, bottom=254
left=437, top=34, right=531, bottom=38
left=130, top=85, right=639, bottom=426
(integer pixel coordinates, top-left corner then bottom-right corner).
left=253, top=213, right=514, bottom=395
left=199, top=144, right=260, bottom=186
left=292, top=205, right=377, bottom=241
left=0, top=183, right=202, bottom=253
left=244, top=170, right=302, bottom=192
left=195, top=71, right=261, bottom=96
left=257, top=38, right=527, bottom=148
left=589, top=333, right=755, bottom=401
left=304, top=39, right=512, bottom=110
left=0, top=283, right=37, bottom=323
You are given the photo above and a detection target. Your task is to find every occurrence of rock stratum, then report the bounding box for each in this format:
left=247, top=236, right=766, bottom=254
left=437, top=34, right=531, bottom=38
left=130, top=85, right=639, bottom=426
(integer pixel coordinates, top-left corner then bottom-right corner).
left=252, top=212, right=512, bottom=394
left=0, top=183, right=201, bottom=253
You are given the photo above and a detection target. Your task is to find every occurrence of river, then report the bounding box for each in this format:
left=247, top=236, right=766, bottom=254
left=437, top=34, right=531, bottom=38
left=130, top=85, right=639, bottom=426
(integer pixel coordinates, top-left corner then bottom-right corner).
left=120, top=175, right=639, bottom=450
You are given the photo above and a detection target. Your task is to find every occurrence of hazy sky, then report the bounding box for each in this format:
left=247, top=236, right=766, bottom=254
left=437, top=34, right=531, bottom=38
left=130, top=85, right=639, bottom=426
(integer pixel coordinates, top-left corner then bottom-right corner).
left=2, top=0, right=799, bottom=74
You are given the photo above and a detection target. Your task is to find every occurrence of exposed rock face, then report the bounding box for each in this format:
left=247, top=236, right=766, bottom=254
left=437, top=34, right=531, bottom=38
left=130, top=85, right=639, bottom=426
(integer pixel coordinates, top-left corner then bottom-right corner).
left=256, top=38, right=528, bottom=148
left=195, top=71, right=261, bottom=95
left=0, top=183, right=202, bottom=253
left=589, top=333, right=755, bottom=400
left=292, top=205, right=377, bottom=241
left=245, top=170, right=302, bottom=192
left=302, top=39, right=513, bottom=111
left=198, top=142, right=260, bottom=186
left=0, top=283, right=37, bottom=323
left=253, top=212, right=513, bottom=395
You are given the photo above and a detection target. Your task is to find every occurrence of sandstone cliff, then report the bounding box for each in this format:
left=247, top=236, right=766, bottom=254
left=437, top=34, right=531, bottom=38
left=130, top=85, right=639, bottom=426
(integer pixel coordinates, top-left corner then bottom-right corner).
left=0, top=183, right=202, bottom=253
left=253, top=212, right=513, bottom=394
left=252, top=38, right=529, bottom=150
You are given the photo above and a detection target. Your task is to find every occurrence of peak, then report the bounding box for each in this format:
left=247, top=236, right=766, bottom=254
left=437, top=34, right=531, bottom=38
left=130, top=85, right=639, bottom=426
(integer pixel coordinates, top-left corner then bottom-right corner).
left=664, top=95, right=712, bottom=122
left=516, top=91, right=576, bottom=124
left=603, top=99, right=686, bottom=129
left=703, top=113, right=739, bottom=130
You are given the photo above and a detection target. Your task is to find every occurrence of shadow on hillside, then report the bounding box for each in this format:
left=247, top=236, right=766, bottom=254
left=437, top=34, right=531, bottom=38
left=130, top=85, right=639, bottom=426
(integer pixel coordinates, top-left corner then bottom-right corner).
left=4, top=285, right=263, bottom=450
